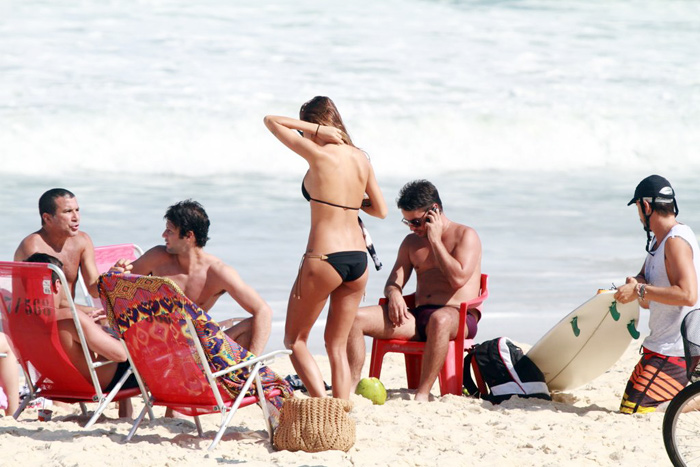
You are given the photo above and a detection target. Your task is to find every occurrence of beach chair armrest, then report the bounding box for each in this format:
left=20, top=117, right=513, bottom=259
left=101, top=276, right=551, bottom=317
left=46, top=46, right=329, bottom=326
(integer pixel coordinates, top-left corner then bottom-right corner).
left=211, top=349, right=292, bottom=378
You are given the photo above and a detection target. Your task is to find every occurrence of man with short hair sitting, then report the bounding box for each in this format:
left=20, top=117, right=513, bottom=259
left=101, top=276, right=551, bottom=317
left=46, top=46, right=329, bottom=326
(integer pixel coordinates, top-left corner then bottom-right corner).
left=15, top=188, right=101, bottom=299
left=111, top=200, right=272, bottom=356
left=347, top=180, right=482, bottom=401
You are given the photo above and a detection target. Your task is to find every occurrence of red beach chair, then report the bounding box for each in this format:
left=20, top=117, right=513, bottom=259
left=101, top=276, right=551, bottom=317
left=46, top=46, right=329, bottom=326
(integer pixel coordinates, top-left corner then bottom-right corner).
left=98, top=273, right=292, bottom=451
left=368, top=273, right=489, bottom=396
left=0, top=261, right=150, bottom=425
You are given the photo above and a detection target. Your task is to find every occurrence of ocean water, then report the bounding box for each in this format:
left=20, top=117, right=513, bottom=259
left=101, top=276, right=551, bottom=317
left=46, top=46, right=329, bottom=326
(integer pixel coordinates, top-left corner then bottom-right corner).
left=2, top=0, right=700, bottom=353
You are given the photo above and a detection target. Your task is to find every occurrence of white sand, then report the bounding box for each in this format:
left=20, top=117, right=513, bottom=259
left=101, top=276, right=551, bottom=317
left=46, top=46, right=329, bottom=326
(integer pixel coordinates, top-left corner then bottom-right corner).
left=0, top=341, right=671, bottom=466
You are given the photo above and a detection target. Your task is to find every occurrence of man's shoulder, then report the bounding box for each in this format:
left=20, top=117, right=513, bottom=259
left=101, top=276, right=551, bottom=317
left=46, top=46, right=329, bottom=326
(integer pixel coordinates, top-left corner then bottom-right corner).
left=141, top=245, right=172, bottom=263
left=143, top=245, right=169, bottom=256
left=204, top=254, right=236, bottom=278
left=74, top=230, right=93, bottom=242
left=15, top=231, right=48, bottom=260
left=16, top=231, right=41, bottom=249
left=672, top=223, right=698, bottom=240
left=451, top=222, right=479, bottom=241
left=72, top=231, right=95, bottom=250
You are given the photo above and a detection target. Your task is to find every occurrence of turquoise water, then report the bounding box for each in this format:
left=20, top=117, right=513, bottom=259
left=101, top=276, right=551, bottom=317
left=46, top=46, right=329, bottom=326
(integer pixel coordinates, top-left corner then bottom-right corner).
left=2, top=0, right=700, bottom=352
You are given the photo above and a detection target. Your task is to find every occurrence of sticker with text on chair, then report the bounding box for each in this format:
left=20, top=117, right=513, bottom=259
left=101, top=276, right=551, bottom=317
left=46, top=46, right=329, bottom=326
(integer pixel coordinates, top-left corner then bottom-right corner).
left=43, top=280, right=51, bottom=295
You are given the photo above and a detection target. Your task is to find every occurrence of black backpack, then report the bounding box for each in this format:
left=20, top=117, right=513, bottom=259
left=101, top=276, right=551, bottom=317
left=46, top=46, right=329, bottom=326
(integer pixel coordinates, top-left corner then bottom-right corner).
left=463, top=337, right=551, bottom=404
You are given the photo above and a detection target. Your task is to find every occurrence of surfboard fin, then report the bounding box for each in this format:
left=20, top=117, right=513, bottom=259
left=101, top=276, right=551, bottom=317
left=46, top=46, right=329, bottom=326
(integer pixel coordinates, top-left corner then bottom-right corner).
left=627, top=319, right=640, bottom=339
left=609, top=301, right=620, bottom=321
left=570, top=316, right=580, bottom=337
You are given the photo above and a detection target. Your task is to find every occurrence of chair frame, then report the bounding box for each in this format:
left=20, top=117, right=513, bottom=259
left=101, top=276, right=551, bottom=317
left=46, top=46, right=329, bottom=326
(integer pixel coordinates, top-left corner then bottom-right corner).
left=369, top=273, right=489, bottom=396
left=0, top=261, right=151, bottom=426
left=123, top=313, right=291, bottom=451
left=99, top=272, right=290, bottom=451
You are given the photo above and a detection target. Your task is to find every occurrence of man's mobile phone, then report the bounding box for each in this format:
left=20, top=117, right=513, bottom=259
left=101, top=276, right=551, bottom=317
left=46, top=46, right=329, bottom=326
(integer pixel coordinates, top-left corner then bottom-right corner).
left=426, top=206, right=439, bottom=223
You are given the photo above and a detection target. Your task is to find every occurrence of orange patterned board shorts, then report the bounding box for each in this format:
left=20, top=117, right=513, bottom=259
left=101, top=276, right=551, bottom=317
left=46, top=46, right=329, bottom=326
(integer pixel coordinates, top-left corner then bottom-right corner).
left=620, top=347, right=688, bottom=414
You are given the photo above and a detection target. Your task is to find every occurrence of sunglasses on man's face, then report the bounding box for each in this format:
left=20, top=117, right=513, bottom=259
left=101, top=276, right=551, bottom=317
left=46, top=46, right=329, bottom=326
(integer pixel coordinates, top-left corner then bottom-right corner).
left=401, top=217, right=424, bottom=227
left=401, top=209, right=431, bottom=227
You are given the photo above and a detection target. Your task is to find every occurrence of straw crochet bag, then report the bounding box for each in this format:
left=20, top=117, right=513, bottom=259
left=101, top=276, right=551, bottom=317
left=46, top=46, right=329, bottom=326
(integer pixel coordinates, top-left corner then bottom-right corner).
left=273, top=397, right=355, bottom=452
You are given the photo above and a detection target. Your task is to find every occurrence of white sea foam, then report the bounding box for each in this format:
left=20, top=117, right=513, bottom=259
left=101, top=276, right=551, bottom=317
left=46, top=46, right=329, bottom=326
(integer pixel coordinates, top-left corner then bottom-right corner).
left=1, top=0, right=699, bottom=176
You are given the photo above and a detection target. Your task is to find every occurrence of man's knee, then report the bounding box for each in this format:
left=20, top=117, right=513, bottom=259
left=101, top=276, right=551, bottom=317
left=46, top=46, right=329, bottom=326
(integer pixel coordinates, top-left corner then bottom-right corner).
left=425, top=310, right=458, bottom=339
left=352, top=305, right=382, bottom=335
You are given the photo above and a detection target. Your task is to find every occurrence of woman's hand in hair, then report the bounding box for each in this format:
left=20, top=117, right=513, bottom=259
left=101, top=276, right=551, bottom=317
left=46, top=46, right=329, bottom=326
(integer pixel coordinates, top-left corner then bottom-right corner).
left=316, top=125, right=345, bottom=145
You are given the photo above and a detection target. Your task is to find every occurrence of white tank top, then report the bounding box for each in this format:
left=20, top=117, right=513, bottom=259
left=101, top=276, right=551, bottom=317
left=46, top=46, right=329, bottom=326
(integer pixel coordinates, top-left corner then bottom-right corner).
left=643, top=223, right=700, bottom=356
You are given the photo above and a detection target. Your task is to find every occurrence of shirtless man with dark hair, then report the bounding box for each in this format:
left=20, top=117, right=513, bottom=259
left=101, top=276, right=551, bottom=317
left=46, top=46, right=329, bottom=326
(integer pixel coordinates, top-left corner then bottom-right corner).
left=348, top=180, right=482, bottom=401
left=112, top=200, right=272, bottom=356
left=15, top=188, right=101, bottom=301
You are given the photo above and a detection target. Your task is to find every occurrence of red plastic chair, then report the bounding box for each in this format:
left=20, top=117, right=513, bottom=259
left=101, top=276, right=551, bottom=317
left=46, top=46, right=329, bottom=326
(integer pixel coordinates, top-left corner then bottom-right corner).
left=99, top=273, right=291, bottom=450
left=0, top=261, right=149, bottom=425
left=368, top=274, right=489, bottom=396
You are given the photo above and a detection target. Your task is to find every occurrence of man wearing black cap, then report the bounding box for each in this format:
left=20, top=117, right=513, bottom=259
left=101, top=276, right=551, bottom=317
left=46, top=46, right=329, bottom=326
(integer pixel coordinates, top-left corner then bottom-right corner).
left=614, top=175, right=700, bottom=414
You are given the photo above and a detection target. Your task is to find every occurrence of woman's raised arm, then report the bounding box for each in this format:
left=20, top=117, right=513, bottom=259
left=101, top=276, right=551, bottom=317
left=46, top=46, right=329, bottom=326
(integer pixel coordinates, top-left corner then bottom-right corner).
left=264, top=115, right=343, bottom=163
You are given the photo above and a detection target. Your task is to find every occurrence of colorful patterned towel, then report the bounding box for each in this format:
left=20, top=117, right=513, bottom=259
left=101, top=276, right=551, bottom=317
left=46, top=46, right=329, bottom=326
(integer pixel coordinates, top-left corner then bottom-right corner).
left=98, top=272, right=293, bottom=410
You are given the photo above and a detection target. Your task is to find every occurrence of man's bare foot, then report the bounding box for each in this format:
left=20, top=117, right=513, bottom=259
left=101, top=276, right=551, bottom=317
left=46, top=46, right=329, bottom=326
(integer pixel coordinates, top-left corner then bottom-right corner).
left=414, top=392, right=434, bottom=402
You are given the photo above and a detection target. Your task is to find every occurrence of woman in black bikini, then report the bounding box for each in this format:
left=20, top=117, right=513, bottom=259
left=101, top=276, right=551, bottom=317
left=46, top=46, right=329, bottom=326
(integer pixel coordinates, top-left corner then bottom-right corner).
left=265, top=97, right=387, bottom=399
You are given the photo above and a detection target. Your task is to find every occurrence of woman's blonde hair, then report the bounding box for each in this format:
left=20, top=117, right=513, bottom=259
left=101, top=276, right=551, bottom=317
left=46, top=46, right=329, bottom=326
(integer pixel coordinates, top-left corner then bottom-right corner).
left=299, top=96, right=353, bottom=146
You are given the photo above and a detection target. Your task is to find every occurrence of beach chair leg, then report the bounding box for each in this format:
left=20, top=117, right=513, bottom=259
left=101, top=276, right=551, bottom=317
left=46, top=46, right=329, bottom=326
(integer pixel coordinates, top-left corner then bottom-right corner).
left=368, top=339, right=385, bottom=379
left=14, top=369, right=37, bottom=419
left=85, top=408, right=102, bottom=428
left=125, top=403, right=150, bottom=442
left=13, top=393, right=32, bottom=420
left=194, top=416, right=204, bottom=437
left=208, top=362, right=262, bottom=451
left=405, top=354, right=422, bottom=389
left=85, top=368, right=133, bottom=428
left=79, top=402, right=88, bottom=416
left=255, top=372, right=273, bottom=440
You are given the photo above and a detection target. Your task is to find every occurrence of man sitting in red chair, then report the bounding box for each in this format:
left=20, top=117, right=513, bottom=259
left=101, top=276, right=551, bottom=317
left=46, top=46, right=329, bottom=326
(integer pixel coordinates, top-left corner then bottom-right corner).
left=25, top=253, right=136, bottom=417
left=347, top=180, right=482, bottom=401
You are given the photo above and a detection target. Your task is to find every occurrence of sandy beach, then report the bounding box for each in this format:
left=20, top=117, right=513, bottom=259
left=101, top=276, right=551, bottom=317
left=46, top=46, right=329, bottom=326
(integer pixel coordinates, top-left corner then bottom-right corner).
left=0, top=338, right=671, bottom=467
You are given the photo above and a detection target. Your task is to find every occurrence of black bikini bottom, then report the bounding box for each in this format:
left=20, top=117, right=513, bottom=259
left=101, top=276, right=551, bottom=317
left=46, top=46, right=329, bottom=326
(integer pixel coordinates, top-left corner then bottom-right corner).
left=323, top=251, right=368, bottom=282
left=293, top=251, right=368, bottom=298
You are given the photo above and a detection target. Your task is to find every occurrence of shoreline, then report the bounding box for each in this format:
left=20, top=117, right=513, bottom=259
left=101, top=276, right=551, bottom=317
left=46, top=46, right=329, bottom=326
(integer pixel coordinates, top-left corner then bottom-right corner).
left=0, top=340, right=670, bottom=466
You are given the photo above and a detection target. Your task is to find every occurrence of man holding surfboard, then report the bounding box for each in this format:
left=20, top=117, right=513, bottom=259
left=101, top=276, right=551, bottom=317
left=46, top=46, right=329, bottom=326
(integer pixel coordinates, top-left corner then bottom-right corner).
left=347, top=180, right=482, bottom=401
left=615, top=175, right=700, bottom=414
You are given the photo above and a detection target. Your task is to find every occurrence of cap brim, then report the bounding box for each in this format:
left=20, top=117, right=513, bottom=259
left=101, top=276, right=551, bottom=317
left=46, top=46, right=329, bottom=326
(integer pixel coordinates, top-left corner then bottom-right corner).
left=627, top=197, right=637, bottom=206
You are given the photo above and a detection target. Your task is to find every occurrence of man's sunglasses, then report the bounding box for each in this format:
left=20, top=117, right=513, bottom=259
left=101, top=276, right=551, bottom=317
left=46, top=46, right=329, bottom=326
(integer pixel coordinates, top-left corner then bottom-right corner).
left=401, top=218, right=424, bottom=227
left=401, top=208, right=431, bottom=227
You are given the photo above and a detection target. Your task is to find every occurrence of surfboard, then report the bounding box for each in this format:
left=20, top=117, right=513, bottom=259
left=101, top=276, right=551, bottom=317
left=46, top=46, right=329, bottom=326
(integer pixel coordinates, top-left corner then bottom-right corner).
left=526, top=290, right=640, bottom=392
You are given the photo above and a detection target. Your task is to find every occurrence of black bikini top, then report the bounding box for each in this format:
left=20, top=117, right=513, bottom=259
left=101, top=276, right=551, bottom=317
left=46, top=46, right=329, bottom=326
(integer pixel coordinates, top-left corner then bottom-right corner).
left=302, top=180, right=361, bottom=211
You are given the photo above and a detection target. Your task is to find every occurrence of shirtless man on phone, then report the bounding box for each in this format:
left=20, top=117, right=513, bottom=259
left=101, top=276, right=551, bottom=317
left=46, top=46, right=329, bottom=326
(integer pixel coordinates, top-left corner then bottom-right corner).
left=347, top=180, right=482, bottom=401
